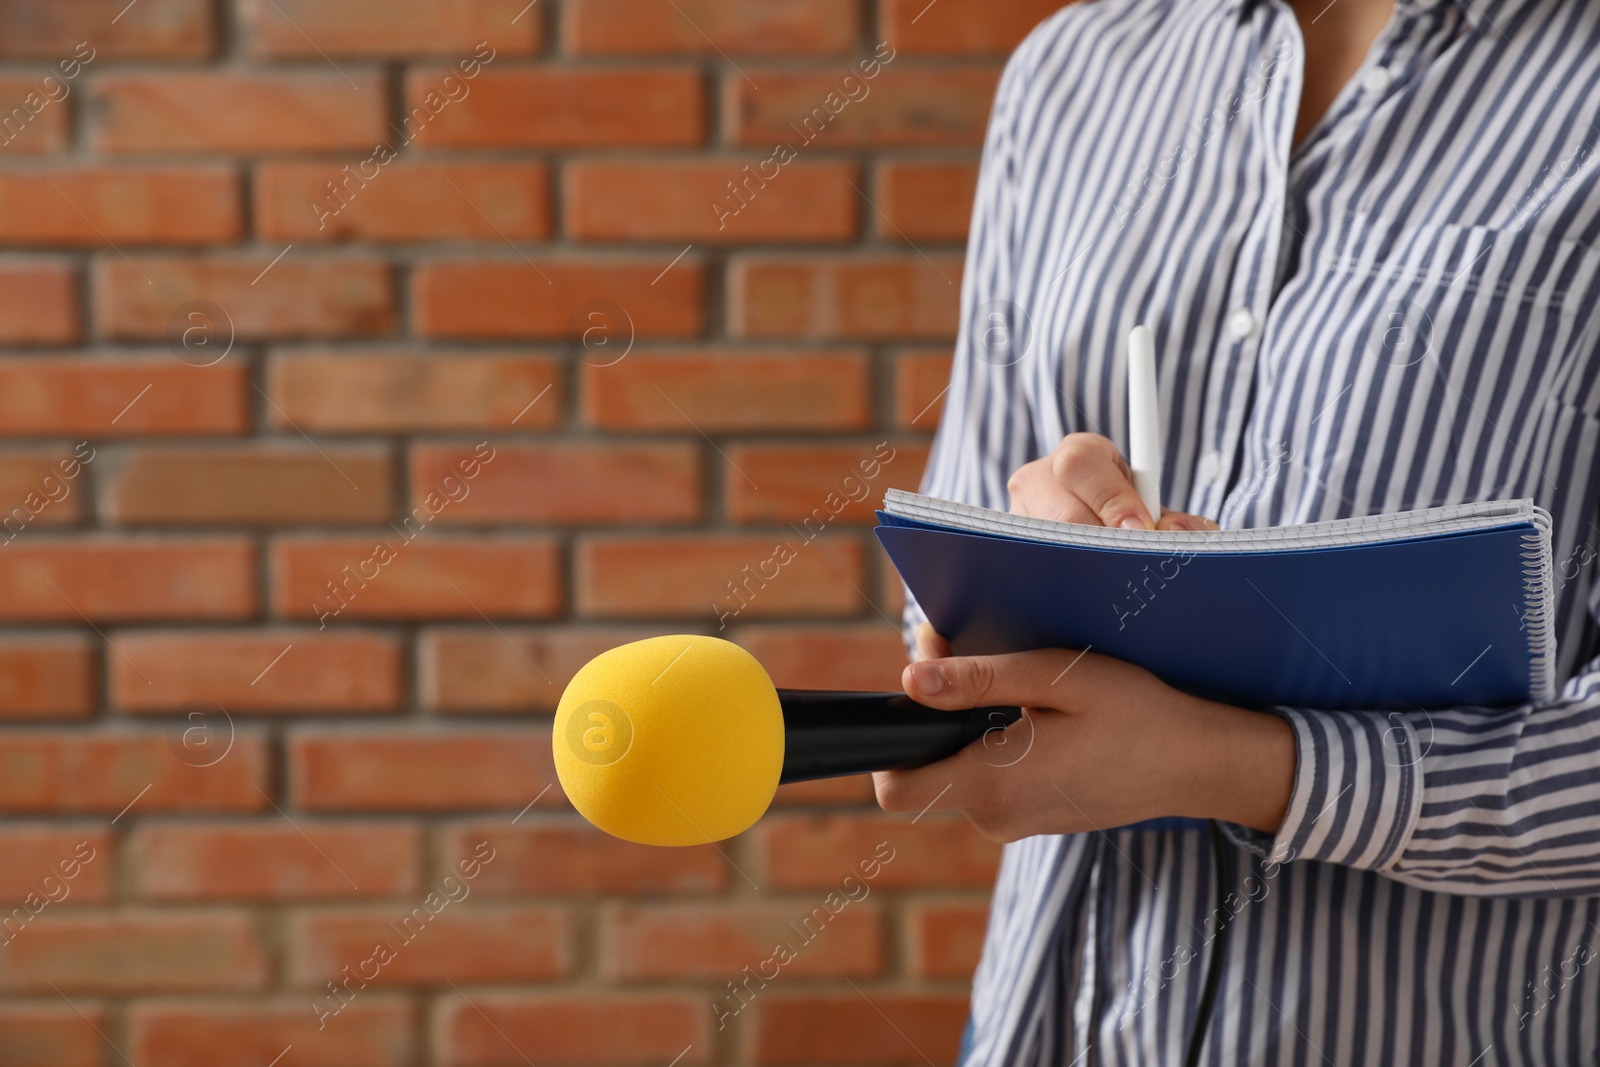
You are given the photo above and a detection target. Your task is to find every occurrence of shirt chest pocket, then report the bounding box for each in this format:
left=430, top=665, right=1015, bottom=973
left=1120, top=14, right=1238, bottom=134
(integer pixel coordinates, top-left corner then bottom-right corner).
left=1314, top=211, right=1600, bottom=424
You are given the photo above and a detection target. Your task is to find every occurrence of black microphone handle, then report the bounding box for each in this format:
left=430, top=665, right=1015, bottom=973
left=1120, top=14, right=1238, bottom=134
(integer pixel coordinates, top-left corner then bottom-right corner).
left=776, top=690, right=1024, bottom=785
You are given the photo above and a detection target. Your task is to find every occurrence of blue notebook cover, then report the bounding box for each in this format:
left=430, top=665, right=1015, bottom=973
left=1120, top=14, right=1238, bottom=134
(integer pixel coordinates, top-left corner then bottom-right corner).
left=875, top=494, right=1556, bottom=714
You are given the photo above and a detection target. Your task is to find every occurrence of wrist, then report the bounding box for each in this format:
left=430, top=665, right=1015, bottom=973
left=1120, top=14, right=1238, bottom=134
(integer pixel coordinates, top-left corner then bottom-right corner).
left=1175, top=697, right=1296, bottom=833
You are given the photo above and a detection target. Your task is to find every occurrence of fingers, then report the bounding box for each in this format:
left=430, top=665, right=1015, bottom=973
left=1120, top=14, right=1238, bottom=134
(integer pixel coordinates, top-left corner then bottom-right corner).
left=873, top=709, right=1035, bottom=834
left=1008, top=433, right=1223, bottom=533
left=914, top=622, right=951, bottom=661
left=1156, top=510, right=1221, bottom=532
left=902, top=647, right=1091, bottom=712
left=1050, top=436, right=1153, bottom=530
left=872, top=760, right=964, bottom=819
left=1006, top=434, right=1151, bottom=530
left=1006, top=457, right=1100, bottom=524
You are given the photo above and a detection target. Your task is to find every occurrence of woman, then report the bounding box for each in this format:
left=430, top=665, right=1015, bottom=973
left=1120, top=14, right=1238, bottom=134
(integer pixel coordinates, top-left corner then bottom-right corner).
left=878, top=0, right=1600, bottom=1062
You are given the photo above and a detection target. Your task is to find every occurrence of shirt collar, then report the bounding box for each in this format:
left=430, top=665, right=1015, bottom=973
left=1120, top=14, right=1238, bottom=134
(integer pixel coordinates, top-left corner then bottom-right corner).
left=1222, top=0, right=1519, bottom=31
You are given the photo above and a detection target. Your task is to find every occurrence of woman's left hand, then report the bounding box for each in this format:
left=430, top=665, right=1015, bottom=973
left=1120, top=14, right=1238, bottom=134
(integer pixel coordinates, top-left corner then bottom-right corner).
left=871, top=624, right=1296, bottom=843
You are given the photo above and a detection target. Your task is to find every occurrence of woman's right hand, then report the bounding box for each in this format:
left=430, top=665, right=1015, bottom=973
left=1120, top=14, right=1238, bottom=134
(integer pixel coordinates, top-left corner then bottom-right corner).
left=1006, top=433, right=1220, bottom=532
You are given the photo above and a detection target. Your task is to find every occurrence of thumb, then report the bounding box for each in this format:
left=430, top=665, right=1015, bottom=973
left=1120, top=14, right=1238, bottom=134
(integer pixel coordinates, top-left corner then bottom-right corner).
left=903, top=649, right=1086, bottom=710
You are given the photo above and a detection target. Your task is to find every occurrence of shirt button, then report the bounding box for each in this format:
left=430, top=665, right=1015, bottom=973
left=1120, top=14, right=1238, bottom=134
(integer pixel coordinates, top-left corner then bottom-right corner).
left=1361, top=66, right=1394, bottom=94
left=1197, top=450, right=1222, bottom=483
left=1226, top=308, right=1257, bottom=340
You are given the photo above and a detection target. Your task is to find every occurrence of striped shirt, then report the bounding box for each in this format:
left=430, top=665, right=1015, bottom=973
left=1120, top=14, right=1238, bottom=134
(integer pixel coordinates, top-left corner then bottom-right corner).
left=903, top=0, right=1600, bottom=1062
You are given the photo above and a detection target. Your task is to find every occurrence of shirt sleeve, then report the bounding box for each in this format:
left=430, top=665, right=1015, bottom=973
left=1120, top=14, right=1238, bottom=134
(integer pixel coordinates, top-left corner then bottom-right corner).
left=900, top=38, right=1042, bottom=658
left=1226, top=571, right=1600, bottom=898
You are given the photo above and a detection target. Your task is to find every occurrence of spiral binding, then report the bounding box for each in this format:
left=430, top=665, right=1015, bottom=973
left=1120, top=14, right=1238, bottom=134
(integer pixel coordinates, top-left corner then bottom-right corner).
left=1521, top=508, right=1557, bottom=702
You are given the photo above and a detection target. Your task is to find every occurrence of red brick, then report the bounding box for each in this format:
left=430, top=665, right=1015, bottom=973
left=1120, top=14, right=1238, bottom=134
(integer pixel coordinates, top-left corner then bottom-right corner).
left=443, top=820, right=728, bottom=895
left=291, top=906, right=572, bottom=985
left=0, top=264, right=78, bottom=342
left=414, top=259, right=703, bottom=339
left=437, top=994, right=711, bottom=1067
left=110, top=631, right=403, bottom=714
left=0, top=539, right=255, bottom=622
left=564, top=0, right=859, bottom=54
left=577, top=535, right=866, bottom=619
left=908, top=901, right=989, bottom=979
left=749, top=993, right=969, bottom=1064
left=290, top=729, right=561, bottom=812
left=93, top=72, right=388, bottom=153
left=894, top=347, right=953, bottom=428
left=129, top=999, right=414, bottom=1067
left=730, top=255, right=963, bottom=338
left=257, top=162, right=550, bottom=243
left=884, top=0, right=1070, bottom=54
left=0, top=638, right=95, bottom=718
left=581, top=350, right=871, bottom=431
left=410, top=441, right=701, bottom=526
left=0, top=913, right=268, bottom=993
left=876, top=161, right=979, bottom=240
left=406, top=68, right=703, bottom=149
left=601, top=901, right=883, bottom=980
left=725, top=67, right=1001, bottom=148
left=756, top=814, right=1001, bottom=889
left=0, top=828, right=112, bottom=903
left=0, top=732, right=272, bottom=814
left=0, top=450, right=87, bottom=527
left=731, top=624, right=910, bottom=691
left=0, top=358, right=248, bottom=437
left=724, top=440, right=927, bottom=524
left=272, top=537, right=562, bottom=622
left=133, top=822, right=420, bottom=901
left=0, top=1004, right=106, bottom=1067
left=0, top=1, right=214, bottom=59
left=97, top=257, right=395, bottom=340
left=419, top=625, right=676, bottom=713
left=265, top=350, right=562, bottom=433
left=242, top=1, right=537, bottom=57
left=0, top=77, right=72, bottom=154
left=0, top=168, right=240, bottom=247
left=103, top=445, right=394, bottom=526
left=566, top=160, right=857, bottom=242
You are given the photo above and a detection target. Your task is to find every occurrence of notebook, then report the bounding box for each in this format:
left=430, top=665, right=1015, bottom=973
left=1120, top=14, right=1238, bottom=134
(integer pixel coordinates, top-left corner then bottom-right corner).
left=875, top=489, right=1556, bottom=712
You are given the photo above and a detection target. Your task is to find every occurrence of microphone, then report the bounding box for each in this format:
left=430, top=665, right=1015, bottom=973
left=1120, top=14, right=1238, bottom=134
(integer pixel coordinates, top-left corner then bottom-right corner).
left=552, top=634, right=1023, bottom=846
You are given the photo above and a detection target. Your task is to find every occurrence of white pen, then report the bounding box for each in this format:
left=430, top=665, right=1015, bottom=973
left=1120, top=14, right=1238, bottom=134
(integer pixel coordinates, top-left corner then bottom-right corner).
left=1126, top=324, right=1163, bottom=526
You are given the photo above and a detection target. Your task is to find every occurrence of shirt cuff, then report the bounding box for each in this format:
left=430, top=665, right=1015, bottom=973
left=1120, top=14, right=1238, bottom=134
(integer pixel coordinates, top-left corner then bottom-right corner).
left=1223, top=707, right=1425, bottom=871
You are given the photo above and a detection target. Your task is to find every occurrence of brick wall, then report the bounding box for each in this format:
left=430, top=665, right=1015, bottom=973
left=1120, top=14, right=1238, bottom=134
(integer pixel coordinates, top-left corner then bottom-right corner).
left=0, top=1, right=1067, bottom=1063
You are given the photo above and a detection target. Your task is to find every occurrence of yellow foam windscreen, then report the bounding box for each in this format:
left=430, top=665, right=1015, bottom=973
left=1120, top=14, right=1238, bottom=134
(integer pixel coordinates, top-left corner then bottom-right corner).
left=553, top=634, right=785, bottom=846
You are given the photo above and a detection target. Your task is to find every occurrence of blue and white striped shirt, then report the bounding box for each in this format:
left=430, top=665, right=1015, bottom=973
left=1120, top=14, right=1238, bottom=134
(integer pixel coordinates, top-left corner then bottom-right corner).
left=905, top=0, right=1600, bottom=1061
